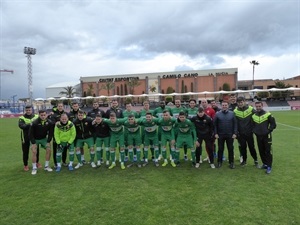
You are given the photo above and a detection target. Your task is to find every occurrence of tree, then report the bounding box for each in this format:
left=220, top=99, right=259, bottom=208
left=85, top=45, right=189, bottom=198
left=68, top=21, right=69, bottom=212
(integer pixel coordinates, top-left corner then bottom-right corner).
left=86, top=84, right=94, bottom=96
left=59, top=86, right=77, bottom=98
left=250, top=60, right=259, bottom=89
left=271, top=81, right=293, bottom=99
left=166, top=86, right=174, bottom=94
left=101, top=81, right=115, bottom=96
left=126, top=79, right=141, bottom=95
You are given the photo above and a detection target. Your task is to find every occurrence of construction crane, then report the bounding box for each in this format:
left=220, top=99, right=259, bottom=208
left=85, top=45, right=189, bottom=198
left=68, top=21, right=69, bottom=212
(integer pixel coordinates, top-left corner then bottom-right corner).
left=0, top=69, right=14, bottom=101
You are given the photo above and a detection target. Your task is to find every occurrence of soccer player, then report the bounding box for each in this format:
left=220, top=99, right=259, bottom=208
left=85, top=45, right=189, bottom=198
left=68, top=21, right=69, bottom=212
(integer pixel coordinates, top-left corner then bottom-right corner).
left=29, top=110, right=53, bottom=175
left=73, top=110, right=96, bottom=168
left=54, top=113, right=77, bottom=172
left=87, top=101, right=106, bottom=119
left=159, top=110, right=176, bottom=167
left=18, top=105, right=39, bottom=171
left=93, top=114, right=111, bottom=167
left=234, top=97, right=259, bottom=168
left=214, top=101, right=237, bottom=169
left=186, top=99, right=198, bottom=119
left=174, top=111, right=197, bottom=166
left=49, top=102, right=66, bottom=167
left=191, top=107, right=215, bottom=169
left=123, top=115, right=142, bottom=168
left=103, top=113, right=126, bottom=169
left=252, top=101, right=276, bottom=174
left=139, top=112, right=160, bottom=166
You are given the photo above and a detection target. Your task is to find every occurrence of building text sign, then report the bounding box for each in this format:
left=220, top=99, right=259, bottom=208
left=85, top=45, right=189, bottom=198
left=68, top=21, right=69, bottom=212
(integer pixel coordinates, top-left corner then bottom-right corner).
left=98, top=77, right=139, bottom=82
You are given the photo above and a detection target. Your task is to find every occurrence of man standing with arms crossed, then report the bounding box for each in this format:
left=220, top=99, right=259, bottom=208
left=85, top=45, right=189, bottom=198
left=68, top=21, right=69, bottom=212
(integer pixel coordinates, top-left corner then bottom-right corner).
left=18, top=105, right=39, bottom=171
left=252, top=101, right=276, bottom=174
left=29, top=109, right=53, bottom=175
left=234, top=97, right=259, bottom=168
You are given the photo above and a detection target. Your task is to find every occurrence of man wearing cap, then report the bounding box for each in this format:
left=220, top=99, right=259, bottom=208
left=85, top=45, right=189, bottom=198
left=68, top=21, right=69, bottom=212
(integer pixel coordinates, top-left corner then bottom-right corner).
left=191, top=107, right=215, bottom=169
left=18, top=105, right=40, bottom=171
left=234, top=97, right=259, bottom=168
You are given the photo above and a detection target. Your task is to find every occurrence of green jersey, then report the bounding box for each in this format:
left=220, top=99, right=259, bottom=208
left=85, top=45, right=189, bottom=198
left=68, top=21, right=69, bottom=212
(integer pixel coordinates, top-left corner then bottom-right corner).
left=139, top=118, right=160, bottom=135
left=123, top=119, right=141, bottom=134
left=104, top=118, right=126, bottom=135
left=171, top=107, right=188, bottom=119
left=158, top=117, right=176, bottom=137
left=139, top=109, right=154, bottom=119
left=123, top=110, right=139, bottom=118
left=154, top=107, right=172, bottom=118
left=175, top=119, right=196, bottom=139
left=187, top=107, right=198, bottom=119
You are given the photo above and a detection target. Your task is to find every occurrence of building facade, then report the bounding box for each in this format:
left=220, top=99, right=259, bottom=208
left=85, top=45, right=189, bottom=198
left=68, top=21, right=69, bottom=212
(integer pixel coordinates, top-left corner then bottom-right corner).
left=80, top=68, right=238, bottom=101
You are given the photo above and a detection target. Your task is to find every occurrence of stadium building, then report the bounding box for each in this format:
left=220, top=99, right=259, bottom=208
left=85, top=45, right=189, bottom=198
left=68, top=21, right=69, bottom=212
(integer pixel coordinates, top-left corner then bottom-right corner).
left=79, top=68, right=238, bottom=102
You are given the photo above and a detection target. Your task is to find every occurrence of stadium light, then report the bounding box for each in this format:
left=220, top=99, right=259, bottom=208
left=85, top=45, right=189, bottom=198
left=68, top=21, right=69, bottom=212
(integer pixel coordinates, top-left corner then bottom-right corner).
left=24, top=47, right=36, bottom=104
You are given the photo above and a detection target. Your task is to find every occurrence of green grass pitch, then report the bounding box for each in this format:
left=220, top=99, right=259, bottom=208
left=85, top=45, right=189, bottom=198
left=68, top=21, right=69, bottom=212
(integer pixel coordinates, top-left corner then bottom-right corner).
left=0, top=111, right=299, bottom=225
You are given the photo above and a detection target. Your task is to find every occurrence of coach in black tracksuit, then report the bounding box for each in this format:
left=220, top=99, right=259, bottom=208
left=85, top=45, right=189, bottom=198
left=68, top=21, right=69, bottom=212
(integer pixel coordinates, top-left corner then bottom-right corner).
left=214, top=101, right=238, bottom=169
left=252, top=101, right=276, bottom=174
left=191, top=107, right=215, bottom=167
left=105, top=99, right=123, bottom=118
left=234, top=97, right=259, bottom=167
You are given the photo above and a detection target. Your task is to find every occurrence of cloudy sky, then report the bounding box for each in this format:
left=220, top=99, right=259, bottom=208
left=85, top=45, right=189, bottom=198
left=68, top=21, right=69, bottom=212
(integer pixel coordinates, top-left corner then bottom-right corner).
left=1, top=0, right=299, bottom=100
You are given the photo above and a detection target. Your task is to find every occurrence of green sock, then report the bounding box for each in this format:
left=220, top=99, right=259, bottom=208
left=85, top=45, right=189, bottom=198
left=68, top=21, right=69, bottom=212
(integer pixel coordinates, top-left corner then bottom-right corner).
left=136, top=149, right=141, bottom=162
left=144, top=148, right=149, bottom=160
left=162, top=148, right=167, bottom=159
left=191, top=149, right=196, bottom=163
left=171, top=150, right=176, bottom=161
left=56, top=152, right=62, bottom=164
left=96, top=147, right=102, bottom=161
left=120, top=150, right=125, bottom=162
left=110, top=151, right=116, bottom=162
left=69, top=150, right=74, bottom=162
left=129, top=149, right=134, bottom=162
left=154, top=148, right=159, bottom=159
left=125, top=148, right=128, bottom=157
left=105, top=149, right=110, bottom=161
left=176, top=150, right=180, bottom=162
left=90, top=151, right=95, bottom=162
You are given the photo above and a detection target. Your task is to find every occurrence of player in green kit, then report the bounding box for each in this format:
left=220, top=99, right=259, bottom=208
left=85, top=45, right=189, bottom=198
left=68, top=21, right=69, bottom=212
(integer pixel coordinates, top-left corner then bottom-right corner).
left=123, top=114, right=142, bottom=168
left=139, top=112, right=160, bottom=166
left=187, top=99, right=198, bottom=119
left=123, top=102, right=139, bottom=162
left=175, top=111, right=197, bottom=166
left=104, top=113, right=126, bottom=169
left=159, top=110, right=177, bottom=167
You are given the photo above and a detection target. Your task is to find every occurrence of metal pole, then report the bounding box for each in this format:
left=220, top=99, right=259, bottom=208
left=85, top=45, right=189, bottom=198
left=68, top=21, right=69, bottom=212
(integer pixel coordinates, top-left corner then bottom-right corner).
left=26, top=54, right=33, bottom=104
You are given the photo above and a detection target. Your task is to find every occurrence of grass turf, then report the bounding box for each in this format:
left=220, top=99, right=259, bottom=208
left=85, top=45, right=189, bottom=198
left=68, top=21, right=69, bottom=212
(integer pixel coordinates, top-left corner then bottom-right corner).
left=0, top=111, right=299, bottom=225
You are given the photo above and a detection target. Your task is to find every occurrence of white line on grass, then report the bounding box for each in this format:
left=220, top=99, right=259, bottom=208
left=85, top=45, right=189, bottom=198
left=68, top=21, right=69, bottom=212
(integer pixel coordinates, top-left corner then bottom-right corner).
left=277, top=122, right=300, bottom=130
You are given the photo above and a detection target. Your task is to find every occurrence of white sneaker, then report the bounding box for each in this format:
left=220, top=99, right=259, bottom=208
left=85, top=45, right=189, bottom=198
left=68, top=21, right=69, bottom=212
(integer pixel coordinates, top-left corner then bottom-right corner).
left=75, top=163, right=83, bottom=169
left=200, top=156, right=203, bottom=164
left=44, top=167, right=53, bottom=172
left=195, top=163, right=200, bottom=168
left=31, top=169, right=37, bottom=175
left=106, top=161, right=110, bottom=166
left=158, top=154, right=162, bottom=161
left=91, top=162, right=96, bottom=168
left=210, top=164, right=216, bottom=169
left=97, top=161, right=101, bottom=167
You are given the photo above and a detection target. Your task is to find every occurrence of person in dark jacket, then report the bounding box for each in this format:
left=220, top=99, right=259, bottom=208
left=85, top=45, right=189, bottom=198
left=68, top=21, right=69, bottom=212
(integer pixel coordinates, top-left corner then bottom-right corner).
left=252, top=101, right=276, bottom=174
left=234, top=97, right=259, bottom=168
left=191, top=107, right=215, bottom=169
left=73, top=110, right=96, bottom=168
left=29, top=110, right=53, bottom=175
left=214, top=101, right=238, bottom=169
left=18, top=105, right=39, bottom=171
left=87, top=101, right=105, bottom=119
left=105, top=99, right=123, bottom=118
left=93, top=113, right=111, bottom=167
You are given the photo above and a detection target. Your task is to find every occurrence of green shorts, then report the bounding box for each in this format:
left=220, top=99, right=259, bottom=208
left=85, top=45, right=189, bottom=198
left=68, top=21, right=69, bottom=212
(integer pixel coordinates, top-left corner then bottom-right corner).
left=127, top=132, right=142, bottom=146
left=76, top=137, right=94, bottom=148
left=110, top=134, right=125, bottom=148
left=161, top=133, right=174, bottom=146
left=33, top=138, right=48, bottom=149
left=144, top=134, right=158, bottom=147
left=95, top=137, right=110, bottom=148
left=176, top=135, right=194, bottom=149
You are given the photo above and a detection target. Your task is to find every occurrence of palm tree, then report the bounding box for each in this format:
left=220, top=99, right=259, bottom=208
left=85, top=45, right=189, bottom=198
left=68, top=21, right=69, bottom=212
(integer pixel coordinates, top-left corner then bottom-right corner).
left=126, top=79, right=141, bottom=95
left=86, top=84, right=94, bottom=96
left=101, top=81, right=115, bottom=96
left=250, top=60, right=259, bottom=89
left=59, top=86, right=77, bottom=98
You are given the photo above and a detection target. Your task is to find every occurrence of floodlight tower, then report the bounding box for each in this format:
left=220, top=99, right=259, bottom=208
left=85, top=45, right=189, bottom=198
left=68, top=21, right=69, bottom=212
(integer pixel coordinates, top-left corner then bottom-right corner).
left=24, top=47, right=36, bottom=104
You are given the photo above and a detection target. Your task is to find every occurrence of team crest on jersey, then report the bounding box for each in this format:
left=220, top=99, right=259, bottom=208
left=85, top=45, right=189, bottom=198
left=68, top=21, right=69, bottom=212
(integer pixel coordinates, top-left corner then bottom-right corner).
left=85, top=122, right=88, bottom=126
